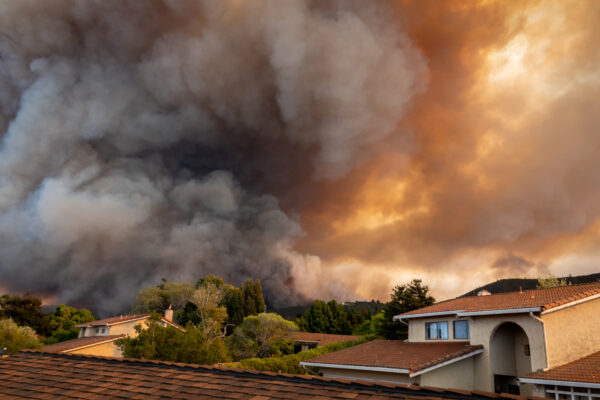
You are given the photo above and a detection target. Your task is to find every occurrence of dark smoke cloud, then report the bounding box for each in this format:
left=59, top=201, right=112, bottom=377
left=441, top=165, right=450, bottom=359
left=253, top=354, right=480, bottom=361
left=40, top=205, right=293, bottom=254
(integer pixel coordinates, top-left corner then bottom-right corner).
left=0, top=0, right=425, bottom=314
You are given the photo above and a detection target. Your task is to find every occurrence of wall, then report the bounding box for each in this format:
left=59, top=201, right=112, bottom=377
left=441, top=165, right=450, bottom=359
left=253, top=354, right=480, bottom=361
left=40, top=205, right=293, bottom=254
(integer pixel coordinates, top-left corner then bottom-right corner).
left=109, top=319, right=149, bottom=337
left=419, top=356, right=475, bottom=390
left=469, top=314, right=545, bottom=395
left=318, top=367, right=417, bottom=385
left=542, top=297, right=600, bottom=368
left=67, top=341, right=123, bottom=357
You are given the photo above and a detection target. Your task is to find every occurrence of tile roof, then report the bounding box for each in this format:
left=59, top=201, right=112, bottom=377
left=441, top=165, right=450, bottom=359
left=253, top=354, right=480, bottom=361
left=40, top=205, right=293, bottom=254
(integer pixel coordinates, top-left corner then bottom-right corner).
left=400, top=282, right=600, bottom=317
left=0, top=351, right=542, bottom=400
left=522, top=350, right=600, bottom=384
left=301, top=340, right=483, bottom=374
left=292, top=332, right=360, bottom=346
left=76, top=313, right=185, bottom=331
left=43, top=335, right=125, bottom=353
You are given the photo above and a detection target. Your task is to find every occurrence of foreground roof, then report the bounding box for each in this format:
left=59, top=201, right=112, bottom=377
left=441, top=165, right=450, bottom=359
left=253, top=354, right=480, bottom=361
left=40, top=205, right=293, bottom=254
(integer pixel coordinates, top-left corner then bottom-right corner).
left=398, top=282, right=600, bottom=319
left=301, top=340, right=483, bottom=377
left=292, top=332, right=360, bottom=346
left=521, top=351, right=600, bottom=387
left=0, top=351, right=541, bottom=400
left=43, top=334, right=125, bottom=353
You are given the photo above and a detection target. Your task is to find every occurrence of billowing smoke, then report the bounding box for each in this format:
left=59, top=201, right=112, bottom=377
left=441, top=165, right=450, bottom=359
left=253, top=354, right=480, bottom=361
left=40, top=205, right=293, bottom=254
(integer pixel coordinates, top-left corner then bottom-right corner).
left=0, top=0, right=425, bottom=314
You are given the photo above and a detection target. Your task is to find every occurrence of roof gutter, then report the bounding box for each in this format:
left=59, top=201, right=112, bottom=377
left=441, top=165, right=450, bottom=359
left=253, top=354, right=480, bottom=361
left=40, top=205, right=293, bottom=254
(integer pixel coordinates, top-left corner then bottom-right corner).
left=298, top=362, right=410, bottom=375
left=409, top=349, right=484, bottom=377
left=519, top=378, right=600, bottom=389
left=457, top=307, right=541, bottom=317
left=394, top=311, right=458, bottom=320
left=61, top=336, right=124, bottom=353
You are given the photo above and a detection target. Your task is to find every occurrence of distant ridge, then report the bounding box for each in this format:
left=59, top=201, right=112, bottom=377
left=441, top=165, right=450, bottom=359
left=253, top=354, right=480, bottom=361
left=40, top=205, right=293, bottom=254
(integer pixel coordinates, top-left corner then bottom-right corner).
left=461, top=272, right=600, bottom=297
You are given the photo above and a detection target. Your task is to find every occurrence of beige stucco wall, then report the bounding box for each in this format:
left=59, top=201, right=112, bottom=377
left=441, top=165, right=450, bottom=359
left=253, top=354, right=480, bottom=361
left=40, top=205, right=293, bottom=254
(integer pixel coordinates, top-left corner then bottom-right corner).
left=469, top=314, right=545, bottom=395
left=419, top=356, right=476, bottom=390
left=319, top=367, right=417, bottom=385
left=67, top=341, right=123, bottom=358
left=542, top=297, right=600, bottom=368
left=109, top=319, right=149, bottom=337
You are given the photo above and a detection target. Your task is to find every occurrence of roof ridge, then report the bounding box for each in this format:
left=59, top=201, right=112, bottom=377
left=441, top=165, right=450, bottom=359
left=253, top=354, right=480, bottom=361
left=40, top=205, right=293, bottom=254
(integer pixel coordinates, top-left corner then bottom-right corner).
left=12, top=350, right=541, bottom=400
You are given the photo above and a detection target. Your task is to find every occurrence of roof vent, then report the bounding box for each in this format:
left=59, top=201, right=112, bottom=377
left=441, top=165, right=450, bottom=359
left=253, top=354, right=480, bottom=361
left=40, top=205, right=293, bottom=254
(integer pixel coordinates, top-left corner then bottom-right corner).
left=477, top=290, right=491, bottom=296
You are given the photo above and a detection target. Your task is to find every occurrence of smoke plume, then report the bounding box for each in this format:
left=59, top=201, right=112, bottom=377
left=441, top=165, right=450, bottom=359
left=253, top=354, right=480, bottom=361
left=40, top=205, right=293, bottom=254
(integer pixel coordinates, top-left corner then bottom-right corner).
left=0, top=0, right=425, bottom=314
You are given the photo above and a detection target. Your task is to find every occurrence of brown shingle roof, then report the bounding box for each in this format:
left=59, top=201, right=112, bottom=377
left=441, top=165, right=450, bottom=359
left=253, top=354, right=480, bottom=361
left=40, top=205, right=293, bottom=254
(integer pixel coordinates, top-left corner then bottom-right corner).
left=400, top=282, right=600, bottom=317
left=522, top=350, right=600, bottom=384
left=292, top=332, right=360, bottom=346
left=301, top=340, right=483, bottom=374
left=0, top=351, right=541, bottom=400
left=43, top=335, right=125, bottom=353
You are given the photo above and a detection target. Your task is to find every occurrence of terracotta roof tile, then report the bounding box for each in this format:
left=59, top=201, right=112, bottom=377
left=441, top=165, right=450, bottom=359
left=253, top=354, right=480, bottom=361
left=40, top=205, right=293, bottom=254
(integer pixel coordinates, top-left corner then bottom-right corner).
left=400, top=282, right=600, bottom=317
left=302, top=340, right=482, bottom=373
left=0, top=351, right=543, bottom=400
left=43, top=334, right=125, bottom=353
left=522, top=350, right=600, bottom=383
left=291, top=332, right=360, bottom=346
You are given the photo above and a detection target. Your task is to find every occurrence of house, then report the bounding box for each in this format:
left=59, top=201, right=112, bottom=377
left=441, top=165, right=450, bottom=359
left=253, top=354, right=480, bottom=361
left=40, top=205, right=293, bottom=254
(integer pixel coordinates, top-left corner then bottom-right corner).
left=301, top=282, right=600, bottom=396
left=43, top=307, right=183, bottom=357
left=0, top=350, right=545, bottom=400
left=519, top=350, right=600, bottom=399
left=291, top=332, right=359, bottom=352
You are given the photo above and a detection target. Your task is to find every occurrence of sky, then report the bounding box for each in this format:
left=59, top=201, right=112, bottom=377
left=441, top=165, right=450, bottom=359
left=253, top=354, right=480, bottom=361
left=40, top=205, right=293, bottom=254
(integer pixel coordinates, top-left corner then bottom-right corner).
left=0, top=0, right=598, bottom=313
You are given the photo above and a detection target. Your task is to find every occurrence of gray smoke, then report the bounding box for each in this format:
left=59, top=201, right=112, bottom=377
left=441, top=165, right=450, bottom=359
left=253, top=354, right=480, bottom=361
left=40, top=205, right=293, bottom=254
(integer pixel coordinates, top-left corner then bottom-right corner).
left=0, top=0, right=425, bottom=315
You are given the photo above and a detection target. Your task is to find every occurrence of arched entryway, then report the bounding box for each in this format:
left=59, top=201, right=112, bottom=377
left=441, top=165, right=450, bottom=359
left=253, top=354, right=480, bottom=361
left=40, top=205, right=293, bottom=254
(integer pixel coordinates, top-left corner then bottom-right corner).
left=490, top=322, right=532, bottom=395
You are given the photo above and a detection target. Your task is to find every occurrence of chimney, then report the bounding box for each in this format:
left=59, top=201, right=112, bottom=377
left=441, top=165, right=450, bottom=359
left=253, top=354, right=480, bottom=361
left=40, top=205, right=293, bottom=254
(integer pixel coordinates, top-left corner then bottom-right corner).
left=477, top=290, right=491, bottom=296
left=164, top=305, right=173, bottom=322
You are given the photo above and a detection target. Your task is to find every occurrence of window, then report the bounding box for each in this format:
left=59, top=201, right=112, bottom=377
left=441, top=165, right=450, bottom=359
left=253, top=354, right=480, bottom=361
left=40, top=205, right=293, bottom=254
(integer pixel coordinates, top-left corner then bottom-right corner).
left=101, top=328, right=105, bottom=334
left=524, top=344, right=530, bottom=356
left=453, top=320, right=470, bottom=339
left=426, top=321, right=448, bottom=340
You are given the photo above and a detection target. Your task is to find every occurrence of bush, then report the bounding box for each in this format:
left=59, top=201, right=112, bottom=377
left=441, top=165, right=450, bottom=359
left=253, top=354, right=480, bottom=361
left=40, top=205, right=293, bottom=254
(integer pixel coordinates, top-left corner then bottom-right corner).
left=0, top=318, right=43, bottom=354
left=236, top=336, right=372, bottom=374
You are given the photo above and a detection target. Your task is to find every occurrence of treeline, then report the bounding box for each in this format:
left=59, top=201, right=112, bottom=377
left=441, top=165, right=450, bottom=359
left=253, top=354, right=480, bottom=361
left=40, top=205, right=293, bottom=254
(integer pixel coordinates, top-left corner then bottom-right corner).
left=0, top=293, right=95, bottom=354
left=296, top=279, right=435, bottom=339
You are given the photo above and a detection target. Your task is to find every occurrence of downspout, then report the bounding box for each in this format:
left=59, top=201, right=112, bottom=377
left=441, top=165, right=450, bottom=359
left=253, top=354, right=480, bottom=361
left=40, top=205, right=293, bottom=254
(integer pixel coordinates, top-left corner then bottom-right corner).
left=529, top=311, right=549, bottom=371
left=396, top=317, right=410, bottom=342
left=301, top=363, right=318, bottom=375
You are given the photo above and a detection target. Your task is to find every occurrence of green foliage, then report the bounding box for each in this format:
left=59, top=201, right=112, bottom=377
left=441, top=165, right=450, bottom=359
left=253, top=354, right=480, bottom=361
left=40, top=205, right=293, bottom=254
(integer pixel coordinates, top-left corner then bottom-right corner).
left=297, top=300, right=351, bottom=334
left=0, top=293, right=50, bottom=336
left=45, top=305, right=95, bottom=344
left=229, top=313, right=298, bottom=360
left=379, top=279, right=435, bottom=339
left=0, top=318, right=43, bottom=354
left=116, top=317, right=231, bottom=364
left=353, top=311, right=385, bottom=335
left=537, top=275, right=568, bottom=289
left=133, top=282, right=195, bottom=314
left=240, top=278, right=266, bottom=316
left=236, top=336, right=371, bottom=374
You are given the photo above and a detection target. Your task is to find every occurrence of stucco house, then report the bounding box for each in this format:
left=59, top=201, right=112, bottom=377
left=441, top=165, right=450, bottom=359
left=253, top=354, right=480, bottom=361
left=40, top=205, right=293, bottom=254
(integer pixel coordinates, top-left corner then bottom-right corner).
left=43, top=307, right=184, bottom=357
left=301, top=282, right=600, bottom=396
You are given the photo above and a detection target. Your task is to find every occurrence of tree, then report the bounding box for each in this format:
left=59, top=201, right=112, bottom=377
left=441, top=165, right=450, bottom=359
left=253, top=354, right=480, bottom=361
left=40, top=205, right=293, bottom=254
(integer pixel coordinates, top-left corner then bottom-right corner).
left=353, top=312, right=385, bottom=336
left=240, top=278, right=266, bottom=316
left=229, top=313, right=298, bottom=360
left=0, top=318, right=43, bottom=354
left=0, top=293, right=50, bottom=336
left=45, top=305, right=95, bottom=344
left=379, top=279, right=435, bottom=339
left=297, top=300, right=351, bottom=334
left=133, top=282, right=195, bottom=314
left=537, top=275, right=567, bottom=289
left=116, top=317, right=230, bottom=364
left=190, top=277, right=229, bottom=339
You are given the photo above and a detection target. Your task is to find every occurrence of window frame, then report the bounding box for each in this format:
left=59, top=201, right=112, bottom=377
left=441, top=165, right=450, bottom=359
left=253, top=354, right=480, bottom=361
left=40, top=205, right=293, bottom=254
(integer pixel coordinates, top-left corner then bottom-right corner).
left=453, top=319, right=470, bottom=339
left=425, top=321, right=449, bottom=340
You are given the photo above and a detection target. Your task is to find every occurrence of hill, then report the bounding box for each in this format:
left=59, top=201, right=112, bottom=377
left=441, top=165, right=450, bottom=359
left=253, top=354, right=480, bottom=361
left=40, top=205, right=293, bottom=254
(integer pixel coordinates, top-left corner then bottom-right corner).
left=461, top=272, right=600, bottom=297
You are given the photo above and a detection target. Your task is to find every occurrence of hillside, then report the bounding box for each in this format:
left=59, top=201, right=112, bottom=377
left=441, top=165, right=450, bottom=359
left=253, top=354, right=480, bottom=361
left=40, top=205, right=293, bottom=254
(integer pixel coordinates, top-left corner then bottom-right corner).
left=461, top=272, right=600, bottom=297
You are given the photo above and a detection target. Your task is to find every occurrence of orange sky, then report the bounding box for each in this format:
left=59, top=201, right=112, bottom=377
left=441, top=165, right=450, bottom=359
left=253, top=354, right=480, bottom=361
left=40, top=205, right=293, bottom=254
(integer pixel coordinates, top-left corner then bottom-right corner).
left=293, top=0, right=600, bottom=302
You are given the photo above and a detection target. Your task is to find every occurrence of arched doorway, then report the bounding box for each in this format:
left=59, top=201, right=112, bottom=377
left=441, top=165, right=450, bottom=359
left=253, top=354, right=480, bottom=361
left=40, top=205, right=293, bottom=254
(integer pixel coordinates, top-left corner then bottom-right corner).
left=490, top=322, right=532, bottom=395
